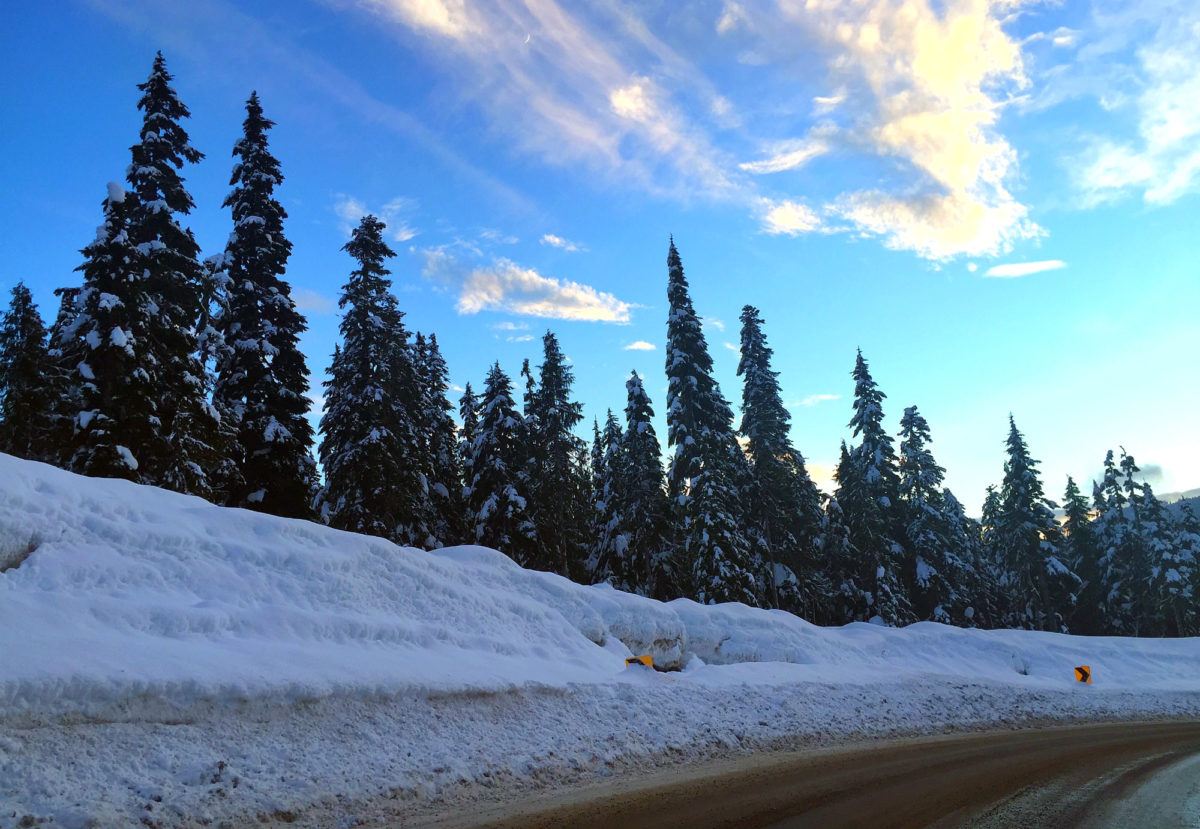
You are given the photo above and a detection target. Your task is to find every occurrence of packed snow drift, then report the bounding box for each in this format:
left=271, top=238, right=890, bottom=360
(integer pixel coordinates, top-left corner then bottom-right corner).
left=2, top=452, right=1199, bottom=826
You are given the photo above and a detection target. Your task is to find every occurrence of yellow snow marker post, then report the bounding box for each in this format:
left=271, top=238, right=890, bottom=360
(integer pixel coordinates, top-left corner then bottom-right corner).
left=1074, top=665, right=1092, bottom=684
left=625, top=655, right=653, bottom=669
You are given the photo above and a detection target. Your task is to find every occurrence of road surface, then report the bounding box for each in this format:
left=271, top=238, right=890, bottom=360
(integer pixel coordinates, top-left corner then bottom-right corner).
left=411, top=721, right=1200, bottom=828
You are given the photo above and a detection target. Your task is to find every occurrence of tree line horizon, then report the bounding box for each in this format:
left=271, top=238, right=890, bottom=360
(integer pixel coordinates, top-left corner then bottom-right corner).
left=0, top=53, right=1195, bottom=638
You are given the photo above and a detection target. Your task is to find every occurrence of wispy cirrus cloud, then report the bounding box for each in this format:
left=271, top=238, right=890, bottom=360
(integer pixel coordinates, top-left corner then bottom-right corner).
left=739, top=136, right=830, bottom=174
left=335, top=0, right=1049, bottom=261
left=333, top=193, right=419, bottom=242
left=540, top=233, right=586, bottom=253
left=1067, top=4, right=1200, bottom=206
left=984, top=259, right=1067, bottom=278
left=794, top=393, right=841, bottom=408
left=292, top=287, right=336, bottom=315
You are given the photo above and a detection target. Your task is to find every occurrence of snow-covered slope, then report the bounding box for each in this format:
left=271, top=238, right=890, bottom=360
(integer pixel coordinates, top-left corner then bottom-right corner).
left=2, top=453, right=1199, bottom=826
left=3, top=451, right=1197, bottom=720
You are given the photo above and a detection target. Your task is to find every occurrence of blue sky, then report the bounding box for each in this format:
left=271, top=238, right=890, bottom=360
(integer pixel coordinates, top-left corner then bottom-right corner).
left=2, top=0, right=1197, bottom=509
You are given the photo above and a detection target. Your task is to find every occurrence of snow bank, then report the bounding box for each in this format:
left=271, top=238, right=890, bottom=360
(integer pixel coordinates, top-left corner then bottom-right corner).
left=2, top=452, right=1198, bottom=722
left=2, top=453, right=1199, bottom=827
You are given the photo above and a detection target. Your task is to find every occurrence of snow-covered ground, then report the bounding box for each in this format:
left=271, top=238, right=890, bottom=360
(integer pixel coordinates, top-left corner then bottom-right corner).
left=2, top=452, right=1199, bottom=828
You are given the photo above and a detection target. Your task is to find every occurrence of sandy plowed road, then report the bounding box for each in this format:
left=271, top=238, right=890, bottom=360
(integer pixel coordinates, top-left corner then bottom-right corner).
left=413, top=721, right=1200, bottom=829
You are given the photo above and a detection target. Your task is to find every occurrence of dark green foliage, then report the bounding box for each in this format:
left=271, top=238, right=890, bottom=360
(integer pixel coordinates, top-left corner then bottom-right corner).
left=737, top=305, right=825, bottom=617
left=124, top=52, right=226, bottom=495
left=317, top=215, right=428, bottom=544
left=212, top=92, right=316, bottom=517
left=415, top=333, right=467, bottom=547
left=1063, top=476, right=1102, bottom=634
left=466, top=363, right=537, bottom=561
left=994, top=416, right=1078, bottom=631
left=898, top=405, right=972, bottom=624
left=0, top=283, right=53, bottom=460
left=837, top=351, right=912, bottom=625
left=523, top=332, right=590, bottom=577
left=663, top=239, right=758, bottom=605
left=67, top=185, right=162, bottom=481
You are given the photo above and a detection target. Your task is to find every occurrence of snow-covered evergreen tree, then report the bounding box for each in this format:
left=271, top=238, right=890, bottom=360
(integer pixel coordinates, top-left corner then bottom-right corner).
left=466, top=362, right=537, bottom=563
left=818, top=488, right=863, bottom=625
left=458, top=381, right=481, bottom=531
left=415, top=333, right=466, bottom=547
left=66, top=184, right=161, bottom=481
left=0, top=283, right=53, bottom=461
left=211, top=92, right=316, bottom=517
left=317, top=215, right=428, bottom=544
left=995, top=416, right=1078, bottom=631
left=942, top=489, right=993, bottom=627
left=1161, top=502, right=1199, bottom=636
left=589, top=410, right=625, bottom=585
left=897, top=405, right=971, bottom=624
left=608, top=371, right=673, bottom=598
left=737, top=305, right=824, bottom=617
left=41, top=286, right=84, bottom=466
left=124, top=52, right=226, bottom=496
left=836, top=351, right=912, bottom=625
left=1141, top=482, right=1194, bottom=636
left=663, top=239, right=758, bottom=605
left=1062, top=475, right=1102, bottom=634
left=524, top=332, right=590, bottom=577
left=1090, top=449, right=1154, bottom=634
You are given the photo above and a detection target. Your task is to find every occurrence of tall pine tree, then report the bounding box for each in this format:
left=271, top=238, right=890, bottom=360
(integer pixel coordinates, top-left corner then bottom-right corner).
left=589, top=410, right=625, bottom=586
left=67, top=183, right=160, bottom=481
left=737, top=305, right=824, bottom=617
left=897, top=405, right=970, bottom=624
left=124, top=52, right=226, bottom=495
left=612, top=371, right=673, bottom=598
left=466, top=363, right=537, bottom=562
left=524, top=331, right=590, bottom=577
left=664, top=240, right=758, bottom=605
left=0, top=283, right=53, bottom=461
left=836, top=351, right=912, bottom=625
left=995, top=416, right=1078, bottom=631
left=212, top=92, right=316, bottom=517
left=1062, top=475, right=1102, bottom=634
left=415, top=333, right=466, bottom=547
left=317, top=215, right=428, bottom=544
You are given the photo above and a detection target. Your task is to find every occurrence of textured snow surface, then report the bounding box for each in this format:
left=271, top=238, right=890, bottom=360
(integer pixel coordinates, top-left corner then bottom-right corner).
left=2, top=453, right=1199, bottom=827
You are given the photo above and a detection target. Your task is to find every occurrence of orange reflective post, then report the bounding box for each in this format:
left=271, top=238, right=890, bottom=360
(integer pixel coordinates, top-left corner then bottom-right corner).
left=1074, top=665, right=1092, bottom=684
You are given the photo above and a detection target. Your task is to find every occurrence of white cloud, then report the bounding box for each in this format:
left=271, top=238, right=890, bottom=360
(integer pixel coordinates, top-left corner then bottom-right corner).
left=704, top=317, right=726, bottom=332
left=967, top=262, right=979, bottom=273
left=795, top=393, right=841, bottom=407
left=491, top=321, right=530, bottom=331
left=459, top=260, right=632, bottom=322
left=716, top=1, right=746, bottom=35
left=984, top=259, right=1067, bottom=278
left=740, top=137, right=830, bottom=174
left=723, top=341, right=740, bottom=354
left=346, top=0, right=1041, bottom=261
left=540, top=233, right=586, bottom=253
left=506, top=334, right=535, bottom=342
left=760, top=199, right=823, bottom=236
left=333, top=193, right=419, bottom=242
left=732, top=0, right=1039, bottom=259
left=623, top=340, right=656, bottom=351
left=480, top=228, right=519, bottom=244
left=348, top=0, right=738, bottom=203
left=292, top=287, right=336, bottom=315
left=1073, top=10, right=1200, bottom=206
left=367, top=0, right=474, bottom=39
